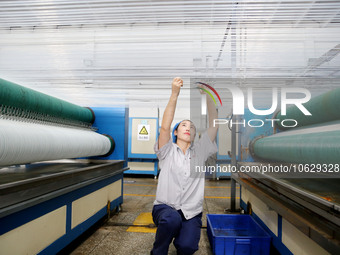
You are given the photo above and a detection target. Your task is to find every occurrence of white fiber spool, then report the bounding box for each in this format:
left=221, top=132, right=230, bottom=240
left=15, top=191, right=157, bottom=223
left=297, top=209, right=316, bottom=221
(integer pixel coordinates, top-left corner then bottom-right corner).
left=0, top=119, right=112, bottom=166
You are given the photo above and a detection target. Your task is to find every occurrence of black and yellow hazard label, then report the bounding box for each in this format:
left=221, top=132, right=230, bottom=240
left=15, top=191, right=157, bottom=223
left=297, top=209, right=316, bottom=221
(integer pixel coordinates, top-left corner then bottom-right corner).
left=139, top=126, right=148, bottom=135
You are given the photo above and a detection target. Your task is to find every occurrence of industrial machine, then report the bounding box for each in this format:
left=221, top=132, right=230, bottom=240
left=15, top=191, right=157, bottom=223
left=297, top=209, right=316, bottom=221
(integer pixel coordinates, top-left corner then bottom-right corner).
left=229, top=87, right=340, bottom=254
left=126, top=108, right=159, bottom=178
left=0, top=79, right=128, bottom=254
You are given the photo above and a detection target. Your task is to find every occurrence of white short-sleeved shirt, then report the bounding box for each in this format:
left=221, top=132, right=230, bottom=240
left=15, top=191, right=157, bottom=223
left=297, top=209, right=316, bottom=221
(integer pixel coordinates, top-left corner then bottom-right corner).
left=154, top=132, right=218, bottom=220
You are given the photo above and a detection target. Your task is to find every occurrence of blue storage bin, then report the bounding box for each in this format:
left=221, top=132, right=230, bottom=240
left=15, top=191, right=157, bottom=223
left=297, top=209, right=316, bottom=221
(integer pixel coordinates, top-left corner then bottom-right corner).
left=207, top=214, right=271, bottom=255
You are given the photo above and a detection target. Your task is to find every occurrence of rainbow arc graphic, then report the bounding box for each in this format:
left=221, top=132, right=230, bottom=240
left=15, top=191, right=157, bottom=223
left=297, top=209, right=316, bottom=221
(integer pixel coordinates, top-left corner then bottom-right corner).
left=196, top=82, right=222, bottom=106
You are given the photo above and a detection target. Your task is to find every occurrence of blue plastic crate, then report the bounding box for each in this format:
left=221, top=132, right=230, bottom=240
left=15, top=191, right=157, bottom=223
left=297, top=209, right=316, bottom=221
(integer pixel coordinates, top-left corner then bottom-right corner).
left=207, top=214, right=271, bottom=255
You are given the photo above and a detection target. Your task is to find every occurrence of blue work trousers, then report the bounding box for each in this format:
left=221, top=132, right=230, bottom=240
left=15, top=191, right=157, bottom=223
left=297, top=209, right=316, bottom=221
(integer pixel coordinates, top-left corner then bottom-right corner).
left=151, top=204, right=202, bottom=255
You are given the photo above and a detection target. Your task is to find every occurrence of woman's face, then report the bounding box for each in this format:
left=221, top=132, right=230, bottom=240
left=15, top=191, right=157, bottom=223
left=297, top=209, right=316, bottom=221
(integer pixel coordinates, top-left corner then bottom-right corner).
left=174, top=120, right=196, bottom=143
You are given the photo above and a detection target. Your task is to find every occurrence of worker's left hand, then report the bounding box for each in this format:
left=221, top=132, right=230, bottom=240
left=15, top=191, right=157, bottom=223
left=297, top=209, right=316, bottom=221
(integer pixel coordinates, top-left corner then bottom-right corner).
left=197, top=83, right=207, bottom=95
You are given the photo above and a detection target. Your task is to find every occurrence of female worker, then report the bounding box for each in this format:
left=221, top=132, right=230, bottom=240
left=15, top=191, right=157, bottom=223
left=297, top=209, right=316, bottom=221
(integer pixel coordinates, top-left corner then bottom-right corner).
left=151, top=77, right=218, bottom=255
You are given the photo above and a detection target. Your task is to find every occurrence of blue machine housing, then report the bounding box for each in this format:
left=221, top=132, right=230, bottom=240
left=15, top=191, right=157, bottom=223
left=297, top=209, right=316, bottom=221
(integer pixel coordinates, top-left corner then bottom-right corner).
left=127, top=117, right=158, bottom=159
left=90, top=107, right=129, bottom=164
left=125, top=117, right=159, bottom=177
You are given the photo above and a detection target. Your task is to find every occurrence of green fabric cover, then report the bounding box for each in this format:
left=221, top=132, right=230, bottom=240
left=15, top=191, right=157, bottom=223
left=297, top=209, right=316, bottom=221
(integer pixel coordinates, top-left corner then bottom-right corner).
left=253, top=130, right=340, bottom=164
left=276, top=87, right=340, bottom=130
left=0, top=78, right=94, bottom=123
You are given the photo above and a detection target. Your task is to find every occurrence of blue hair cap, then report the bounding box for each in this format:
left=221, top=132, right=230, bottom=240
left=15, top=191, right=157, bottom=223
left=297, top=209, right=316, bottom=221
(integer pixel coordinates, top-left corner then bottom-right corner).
left=172, top=121, right=181, bottom=143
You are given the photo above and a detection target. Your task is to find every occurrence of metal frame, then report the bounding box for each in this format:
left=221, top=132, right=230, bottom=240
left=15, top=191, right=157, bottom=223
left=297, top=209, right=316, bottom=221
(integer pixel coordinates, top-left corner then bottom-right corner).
left=234, top=171, right=340, bottom=254
left=0, top=162, right=125, bottom=254
left=0, top=161, right=126, bottom=218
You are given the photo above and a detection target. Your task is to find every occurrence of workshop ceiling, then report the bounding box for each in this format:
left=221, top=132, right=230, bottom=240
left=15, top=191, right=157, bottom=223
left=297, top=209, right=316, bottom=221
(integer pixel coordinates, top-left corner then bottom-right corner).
left=0, top=0, right=339, bottom=107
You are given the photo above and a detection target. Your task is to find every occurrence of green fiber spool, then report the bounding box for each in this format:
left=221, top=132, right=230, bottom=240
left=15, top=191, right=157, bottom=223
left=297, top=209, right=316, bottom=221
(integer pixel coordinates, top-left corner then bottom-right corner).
left=276, top=87, right=340, bottom=130
left=252, top=130, right=340, bottom=164
left=0, top=78, right=94, bottom=124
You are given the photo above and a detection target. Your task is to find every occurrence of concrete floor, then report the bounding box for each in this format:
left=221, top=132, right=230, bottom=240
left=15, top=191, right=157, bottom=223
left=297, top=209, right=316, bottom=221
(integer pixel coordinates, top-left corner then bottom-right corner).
left=70, top=176, right=240, bottom=255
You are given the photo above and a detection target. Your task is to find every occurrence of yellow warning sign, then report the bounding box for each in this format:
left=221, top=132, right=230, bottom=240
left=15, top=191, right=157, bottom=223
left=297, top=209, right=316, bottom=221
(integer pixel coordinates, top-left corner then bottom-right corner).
left=138, top=124, right=150, bottom=141
left=139, top=126, right=148, bottom=135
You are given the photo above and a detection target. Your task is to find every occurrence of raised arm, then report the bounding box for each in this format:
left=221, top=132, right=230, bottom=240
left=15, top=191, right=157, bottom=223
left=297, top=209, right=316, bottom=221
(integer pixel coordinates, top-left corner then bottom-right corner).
left=206, top=92, right=218, bottom=142
left=158, top=77, right=183, bottom=149
left=197, top=83, right=218, bottom=141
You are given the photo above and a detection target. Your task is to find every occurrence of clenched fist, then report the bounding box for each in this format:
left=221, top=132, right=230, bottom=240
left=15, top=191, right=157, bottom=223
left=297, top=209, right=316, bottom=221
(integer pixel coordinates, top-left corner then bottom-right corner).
left=172, top=77, right=183, bottom=95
